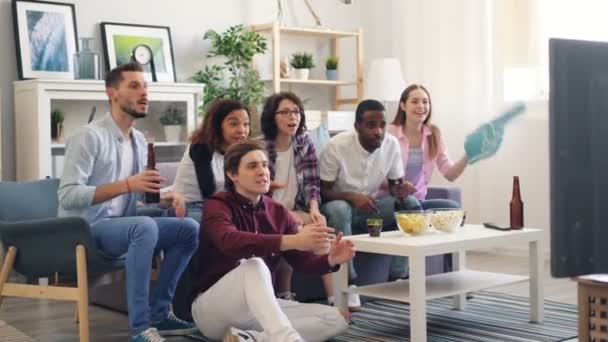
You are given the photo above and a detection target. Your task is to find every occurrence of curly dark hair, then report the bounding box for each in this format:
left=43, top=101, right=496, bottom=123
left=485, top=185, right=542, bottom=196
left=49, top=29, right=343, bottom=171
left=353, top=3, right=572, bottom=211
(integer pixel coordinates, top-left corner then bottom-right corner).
left=189, top=99, right=251, bottom=152
left=260, top=92, right=307, bottom=140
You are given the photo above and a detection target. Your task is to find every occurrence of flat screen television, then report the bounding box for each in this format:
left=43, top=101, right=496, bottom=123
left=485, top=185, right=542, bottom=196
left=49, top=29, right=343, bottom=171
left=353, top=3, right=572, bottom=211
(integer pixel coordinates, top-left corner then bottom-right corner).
left=550, top=38, right=608, bottom=277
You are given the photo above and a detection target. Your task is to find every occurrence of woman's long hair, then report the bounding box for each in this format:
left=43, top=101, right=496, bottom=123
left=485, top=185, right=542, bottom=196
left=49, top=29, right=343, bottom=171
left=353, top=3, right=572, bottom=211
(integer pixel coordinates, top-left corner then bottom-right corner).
left=392, top=84, right=440, bottom=159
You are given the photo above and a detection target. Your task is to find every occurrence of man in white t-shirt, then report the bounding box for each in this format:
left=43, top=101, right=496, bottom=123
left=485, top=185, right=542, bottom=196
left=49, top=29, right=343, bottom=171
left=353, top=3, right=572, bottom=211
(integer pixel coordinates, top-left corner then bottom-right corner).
left=319, top=99, right=417, bottom=280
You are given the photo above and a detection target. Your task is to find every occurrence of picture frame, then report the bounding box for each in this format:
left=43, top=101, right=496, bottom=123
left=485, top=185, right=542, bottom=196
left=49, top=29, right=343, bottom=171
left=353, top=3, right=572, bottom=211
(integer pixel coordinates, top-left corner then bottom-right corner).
left=100, top=22, right=176, bottom=82
left=12, top=0, right=78, bottom=80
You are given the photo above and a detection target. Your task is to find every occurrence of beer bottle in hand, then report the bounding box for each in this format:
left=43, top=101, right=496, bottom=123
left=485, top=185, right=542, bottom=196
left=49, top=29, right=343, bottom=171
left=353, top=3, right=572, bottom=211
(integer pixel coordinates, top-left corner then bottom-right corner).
left=394, top=179, right=407, bottom=211
left=145, top=142, right=160, bottom=203
left=510, top=176, right=524, bottom=229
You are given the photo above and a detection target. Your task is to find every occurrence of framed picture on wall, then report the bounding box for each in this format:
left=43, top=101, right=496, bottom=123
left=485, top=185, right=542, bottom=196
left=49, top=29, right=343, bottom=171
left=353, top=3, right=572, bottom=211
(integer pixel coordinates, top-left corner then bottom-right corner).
left=100, top=22, right=176, bottom=82
left=12, top=0, right=78, bottom=80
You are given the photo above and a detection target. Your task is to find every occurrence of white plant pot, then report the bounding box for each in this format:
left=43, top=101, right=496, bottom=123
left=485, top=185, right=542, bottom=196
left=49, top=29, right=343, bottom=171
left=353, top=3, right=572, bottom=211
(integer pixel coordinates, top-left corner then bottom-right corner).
left=293, top=68, right=310, bottom=80
left=163, top=125, right=182, bottom=142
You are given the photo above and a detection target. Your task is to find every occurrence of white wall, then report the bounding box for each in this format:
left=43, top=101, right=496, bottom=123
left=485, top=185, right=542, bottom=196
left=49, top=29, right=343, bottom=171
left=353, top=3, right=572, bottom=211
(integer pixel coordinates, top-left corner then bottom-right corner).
left=0, top=0, right=364, bottom=180
left=369, top=0, right=494, bottom=226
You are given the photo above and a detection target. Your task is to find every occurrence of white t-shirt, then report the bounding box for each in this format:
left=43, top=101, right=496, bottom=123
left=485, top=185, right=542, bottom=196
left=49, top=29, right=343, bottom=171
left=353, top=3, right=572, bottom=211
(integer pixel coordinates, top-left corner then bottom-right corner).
left=272, top=144, right=298, bottom=209
left=319, top=130, right=404, bottom=196
left=211, top=151, right=225, bottom=193
left=108, top=139, right=133, bottom=216
left=174, top=145, right=224, bottom=202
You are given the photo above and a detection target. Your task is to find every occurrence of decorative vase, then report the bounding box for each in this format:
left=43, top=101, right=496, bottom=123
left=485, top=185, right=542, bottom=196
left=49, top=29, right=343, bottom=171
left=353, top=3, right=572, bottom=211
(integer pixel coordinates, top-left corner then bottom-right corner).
left=326, top=69, right=338, bottom=80
left=74, top=37, right=100, bottom=80
left=163, top=125, right=182, bottom=142
left=51, top=123, right=62, bottom=140
left=293, top=68, right=310, bottom=80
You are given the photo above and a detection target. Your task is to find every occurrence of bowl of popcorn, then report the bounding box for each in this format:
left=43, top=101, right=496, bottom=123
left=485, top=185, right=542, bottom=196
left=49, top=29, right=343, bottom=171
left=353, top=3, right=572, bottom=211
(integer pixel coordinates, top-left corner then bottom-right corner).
left=429, top=208, right=465, bottom=232
left=394, top=210, right=431, bottom=235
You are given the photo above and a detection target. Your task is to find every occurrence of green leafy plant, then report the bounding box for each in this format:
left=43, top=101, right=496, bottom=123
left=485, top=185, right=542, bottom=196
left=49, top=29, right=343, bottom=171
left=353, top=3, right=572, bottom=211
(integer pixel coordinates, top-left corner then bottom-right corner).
left=191, top=25, right=267, bottom=114
left=290, top=52, right=315, bottom=69
left=160, top=104, right=185, bottom=125
left=51, top=109, right=64, bottom=125
left=325, top=56, right=339, bottom=70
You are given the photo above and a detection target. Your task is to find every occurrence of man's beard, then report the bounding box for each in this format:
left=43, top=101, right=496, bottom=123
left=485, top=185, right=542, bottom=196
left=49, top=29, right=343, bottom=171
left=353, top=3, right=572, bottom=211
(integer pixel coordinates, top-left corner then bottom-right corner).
left=121, top=103, right=147, bottom=119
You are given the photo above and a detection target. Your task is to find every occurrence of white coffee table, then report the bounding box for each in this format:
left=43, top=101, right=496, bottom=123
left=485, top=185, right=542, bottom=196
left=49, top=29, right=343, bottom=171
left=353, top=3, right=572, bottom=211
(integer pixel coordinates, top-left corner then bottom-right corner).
left=333, top=224, right=544, bottom=342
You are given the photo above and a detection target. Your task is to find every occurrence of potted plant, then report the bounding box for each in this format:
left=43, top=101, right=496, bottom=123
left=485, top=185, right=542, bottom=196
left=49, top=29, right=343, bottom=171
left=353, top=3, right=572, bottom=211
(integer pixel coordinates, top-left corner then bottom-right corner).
left=192, top=25, right=267, bottom=133
left=51, top=109, right=64, bottom=141
left=325, top=56, right=339, bottom=80
left=290, top=52, right=315, bottom=80
left=159, top=104, right=185, bottom=142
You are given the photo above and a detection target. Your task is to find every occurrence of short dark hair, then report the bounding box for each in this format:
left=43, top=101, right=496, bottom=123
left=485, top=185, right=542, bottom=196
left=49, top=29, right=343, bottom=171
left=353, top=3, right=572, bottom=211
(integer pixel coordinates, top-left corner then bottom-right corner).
left=355, top=99, right=385, bottom=123
left=260, top=92, right=307, bottom=140
left=105, top=62, right=144, bottom=89
left=223, top=140, right=266, bottom=192
left=189, top=99, right=251, bottom=152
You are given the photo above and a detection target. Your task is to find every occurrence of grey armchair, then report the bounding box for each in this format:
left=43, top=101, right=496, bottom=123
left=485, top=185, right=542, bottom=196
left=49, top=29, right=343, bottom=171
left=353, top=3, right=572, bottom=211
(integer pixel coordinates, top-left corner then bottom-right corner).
left=0, top=178, right=125, bottom=342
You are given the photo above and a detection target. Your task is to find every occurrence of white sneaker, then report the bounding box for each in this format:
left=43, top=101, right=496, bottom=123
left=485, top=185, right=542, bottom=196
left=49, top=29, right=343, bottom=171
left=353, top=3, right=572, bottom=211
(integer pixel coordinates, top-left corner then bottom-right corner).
left=328, top=286, right=362, bottom=311
left=276, top=291, right=297, bottom=301
left=223, top=327, right=259, bottom=342
left=347, top=285, right=361, bottom=311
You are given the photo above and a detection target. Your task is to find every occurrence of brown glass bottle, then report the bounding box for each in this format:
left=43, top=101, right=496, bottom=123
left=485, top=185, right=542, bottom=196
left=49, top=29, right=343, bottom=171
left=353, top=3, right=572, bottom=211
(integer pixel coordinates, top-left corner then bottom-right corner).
left=394, top=179, right=407, bottom=211
left=145, top=142, right=160, bottom=203
left=510, top=176, right=524, bottom=229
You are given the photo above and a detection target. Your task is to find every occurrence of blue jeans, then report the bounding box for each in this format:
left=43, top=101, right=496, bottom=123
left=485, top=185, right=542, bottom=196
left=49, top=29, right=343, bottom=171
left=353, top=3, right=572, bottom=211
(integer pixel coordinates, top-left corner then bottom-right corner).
left=321, top=196, right=419, bottom=280
left=409, top=198, right=461, bottom=211
left=91, top=216, right=199, bottom=335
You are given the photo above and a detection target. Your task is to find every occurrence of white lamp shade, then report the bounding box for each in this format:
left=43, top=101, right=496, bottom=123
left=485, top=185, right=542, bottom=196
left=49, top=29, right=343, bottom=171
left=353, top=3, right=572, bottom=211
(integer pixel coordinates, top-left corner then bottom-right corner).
left=364, top=58, right=406, bottom=102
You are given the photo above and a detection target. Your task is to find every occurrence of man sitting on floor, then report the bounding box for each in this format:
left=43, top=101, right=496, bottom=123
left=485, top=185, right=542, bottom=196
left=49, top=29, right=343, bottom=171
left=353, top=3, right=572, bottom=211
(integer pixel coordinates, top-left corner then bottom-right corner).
left=191, top=140, right=355, bottom=342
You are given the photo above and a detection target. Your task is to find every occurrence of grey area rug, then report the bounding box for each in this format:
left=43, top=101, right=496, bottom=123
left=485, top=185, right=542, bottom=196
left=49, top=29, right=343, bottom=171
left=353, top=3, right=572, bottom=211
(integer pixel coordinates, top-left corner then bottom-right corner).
left=187, top=291, right=578, bottom=342
left=0, top=320, right=33, bottom=342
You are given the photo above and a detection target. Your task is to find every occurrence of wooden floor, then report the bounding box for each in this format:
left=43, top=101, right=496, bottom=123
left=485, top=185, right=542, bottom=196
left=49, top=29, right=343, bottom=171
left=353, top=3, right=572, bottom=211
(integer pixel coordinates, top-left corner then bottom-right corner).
left=0, top=251, right=578, bottom=341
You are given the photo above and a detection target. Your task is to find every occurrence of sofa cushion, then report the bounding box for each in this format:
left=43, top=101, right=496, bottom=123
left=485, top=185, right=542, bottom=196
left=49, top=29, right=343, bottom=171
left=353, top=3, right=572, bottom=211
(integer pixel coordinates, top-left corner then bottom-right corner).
left=157, top=162, right=179, bottom=188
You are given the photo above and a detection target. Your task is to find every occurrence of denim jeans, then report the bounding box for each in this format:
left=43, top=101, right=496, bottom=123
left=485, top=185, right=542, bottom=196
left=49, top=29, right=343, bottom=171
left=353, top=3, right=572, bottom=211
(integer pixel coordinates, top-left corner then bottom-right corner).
left=91, top=216, right=199, bottom=335
left=321, top=195, right=419, bottom=280
left=409, top=198, right=461, bottom=211
left=186, top=202, right=204, bottom=223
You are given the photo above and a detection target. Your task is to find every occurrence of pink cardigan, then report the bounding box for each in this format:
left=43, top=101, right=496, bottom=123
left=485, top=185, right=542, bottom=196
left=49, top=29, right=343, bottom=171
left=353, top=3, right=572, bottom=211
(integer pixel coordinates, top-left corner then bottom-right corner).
left=386, top=124, right=454, bottom=200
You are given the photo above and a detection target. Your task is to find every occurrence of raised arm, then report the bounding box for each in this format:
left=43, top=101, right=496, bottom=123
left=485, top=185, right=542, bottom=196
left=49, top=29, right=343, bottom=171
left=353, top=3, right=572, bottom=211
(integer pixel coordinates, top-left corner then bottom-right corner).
left=433, top=126, right=467, bottom=182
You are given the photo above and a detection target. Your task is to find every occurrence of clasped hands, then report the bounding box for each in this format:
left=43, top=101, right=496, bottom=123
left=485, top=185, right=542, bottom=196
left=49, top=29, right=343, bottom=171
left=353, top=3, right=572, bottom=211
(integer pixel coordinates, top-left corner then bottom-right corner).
left=349, top=181, right=415, bottom=214
left=293, top=223, right=355, bottom=267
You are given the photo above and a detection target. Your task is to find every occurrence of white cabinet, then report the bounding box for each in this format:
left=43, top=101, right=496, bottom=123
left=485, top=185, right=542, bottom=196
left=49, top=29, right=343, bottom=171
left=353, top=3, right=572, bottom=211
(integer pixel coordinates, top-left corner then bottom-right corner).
left=14, top=79, right=203, bottom=181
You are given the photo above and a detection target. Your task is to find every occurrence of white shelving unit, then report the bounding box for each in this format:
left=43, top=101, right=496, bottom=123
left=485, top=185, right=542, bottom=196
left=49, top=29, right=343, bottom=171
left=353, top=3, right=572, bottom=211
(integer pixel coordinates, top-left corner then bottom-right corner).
left=14, top=79, right=203, bottom=181
left=251, top=21, right=363, bottom=108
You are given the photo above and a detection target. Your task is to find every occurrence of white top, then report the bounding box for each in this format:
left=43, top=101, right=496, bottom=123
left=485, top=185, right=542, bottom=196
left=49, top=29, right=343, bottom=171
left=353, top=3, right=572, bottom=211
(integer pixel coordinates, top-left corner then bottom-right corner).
left=319, top=130, right=404, bottom=196
left=174, top=144, right=225, bottom=203
left=272, top=145, right=298, bottom=209
left=211, top=151, right=225, bottom=193
left=108, top=139, right=133, bottom=216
